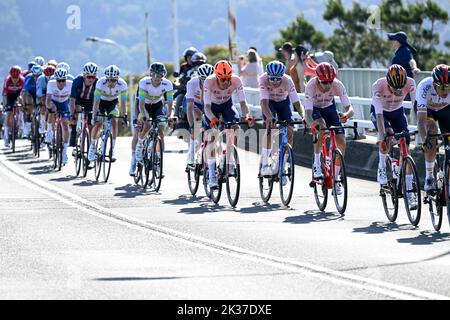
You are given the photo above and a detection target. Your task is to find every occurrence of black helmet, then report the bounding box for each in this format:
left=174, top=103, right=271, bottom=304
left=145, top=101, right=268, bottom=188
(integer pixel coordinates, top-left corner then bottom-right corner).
left=191, top=52, right=207, bottom=66
left=149, top=62, right=167, bottom=78
left=183, top=47, right=198, bottom=59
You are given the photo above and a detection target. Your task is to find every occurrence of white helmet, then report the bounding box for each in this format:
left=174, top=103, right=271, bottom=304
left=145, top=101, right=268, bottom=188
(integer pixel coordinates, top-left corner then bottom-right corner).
left=54, top=68, right=68, bottom=80
left=104, top=65, right=120, bottom=78
left=56, top=62, right=70, bottom=72
left=34, top=56, right=45, bottom=66
left=31, top=65, right=43, bottom=76
left=183, top=47, right=198, bottom=58
left=197, top=64, right=214, bottom=81
left=83, top=62, right=98, bottom=75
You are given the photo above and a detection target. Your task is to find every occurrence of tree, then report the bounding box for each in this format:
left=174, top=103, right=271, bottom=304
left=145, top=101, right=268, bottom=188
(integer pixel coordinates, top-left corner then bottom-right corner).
left=204, top=45, right=229, bottom=65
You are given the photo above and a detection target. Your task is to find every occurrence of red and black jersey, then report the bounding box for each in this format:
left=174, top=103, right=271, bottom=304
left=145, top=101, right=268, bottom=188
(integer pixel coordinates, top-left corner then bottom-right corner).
left=2, top=75, right=24, bottom=96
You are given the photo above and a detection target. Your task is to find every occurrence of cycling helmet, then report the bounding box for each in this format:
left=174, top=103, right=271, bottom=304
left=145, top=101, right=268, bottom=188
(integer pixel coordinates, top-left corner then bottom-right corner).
left=104, top=65, right=120, bottom=78
left=31, top=65, right=43, bottom=76
left=149, top=62, right=167, bottom=77
left=47, top=59, right=58, bottom=67
left=56, top=62, right=70, bottom=72
left=386, top=64, right=407, bottom=89
left=191, top=52, right=207, bottom=66
left=83, top=62, right=98, bottom=75
left=316, top=62, right=337, bottom=82
left=9, top=65, right=22, bottom=78
left=197, top=64, right=214, bottom=81
left=43, top=65, right=56, bottom=77
left=432, top=64, right=450, bottom=86
left=183, top=47, right=198, bottom=59
left=266, top=61, right=286, bottom=77
left=214, top=60, right=233, bottom=80
left=28, top=61, right=36, bottom=70
left=34, top=56, right=45, bottom=66
left=54, top=68, right=68, bottom=80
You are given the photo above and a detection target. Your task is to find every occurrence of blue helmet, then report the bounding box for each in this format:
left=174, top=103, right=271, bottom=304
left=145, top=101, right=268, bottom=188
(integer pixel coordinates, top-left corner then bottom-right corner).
left=266, top=61, right=286, bottom=77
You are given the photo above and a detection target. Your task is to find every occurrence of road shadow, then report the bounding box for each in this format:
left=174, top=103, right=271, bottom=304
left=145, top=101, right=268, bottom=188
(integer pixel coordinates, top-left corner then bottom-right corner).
left=50, top=175, right=78, bottom=182
left=18, top=158, right=47, bottom=165
left=353, top=221, right=415, bottom=235
left=284, top=210, right=344, bottom=224
left=114, top=184, right=157, bottom=198
left=28, top=165, right=53, bottom=175
left=239, top=202, right=292, bottom=214
left=397, top=230, right=450, bottom=245
left=73, top=180, right=100, bottom=187
left=178, top=203, right=227, bottom=215
left=163, top=195, right=208, bottom=206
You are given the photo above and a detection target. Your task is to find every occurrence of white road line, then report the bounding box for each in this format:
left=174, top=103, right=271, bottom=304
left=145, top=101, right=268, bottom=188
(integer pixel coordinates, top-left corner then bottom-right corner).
left=1, top=151, right=448, bottom=300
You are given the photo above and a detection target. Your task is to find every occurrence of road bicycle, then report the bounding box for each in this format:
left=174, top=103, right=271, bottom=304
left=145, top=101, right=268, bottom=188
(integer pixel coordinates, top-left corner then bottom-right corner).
left=73, top=111, right=92, bottom=177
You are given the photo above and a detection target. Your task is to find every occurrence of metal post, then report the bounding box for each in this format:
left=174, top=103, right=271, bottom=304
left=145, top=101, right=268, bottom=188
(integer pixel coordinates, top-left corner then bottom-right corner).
left=145, top=12, right=151, bottom=68
left=129, top=75, right=135, bottom=136
left=172, top=0, right=179, bottom=72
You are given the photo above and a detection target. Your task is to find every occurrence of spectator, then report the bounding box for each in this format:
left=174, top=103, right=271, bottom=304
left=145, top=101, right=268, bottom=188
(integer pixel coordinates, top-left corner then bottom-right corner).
left=249, top=46, right=264, bottom=76
left=388, top=31, right=420, bottom=79
left=238, top=49, right=259, bottom=88
left=312, top=50, right=339, bottom=72
left=290, top=45, right=309, bottom=93
left=279, top=42, right=296, bottom=76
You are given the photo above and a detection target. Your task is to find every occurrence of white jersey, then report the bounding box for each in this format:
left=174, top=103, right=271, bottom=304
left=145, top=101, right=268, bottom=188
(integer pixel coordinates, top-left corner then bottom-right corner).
left=138, top=77, right=174, bottom=104
left=185, top=77, right=203, bottom=105
left=416, top=77, right=450, bottom=113
left=46, top=79, right=73, bottom=103
left=94, top=77, right=128, bottom=102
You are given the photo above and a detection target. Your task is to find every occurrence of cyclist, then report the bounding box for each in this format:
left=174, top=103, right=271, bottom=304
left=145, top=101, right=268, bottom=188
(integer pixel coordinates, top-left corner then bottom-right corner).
left=417, top=64, right=450, bottom=191
left=304, top=62, right=354, bottom=195
left=56, top=62, right=75, bottom=81
left=45, top=68, right=73, bottom=165
left=36, top=65, right=56, bottom=134
left=2, top=66, right=24, bottom=147
left=34, top=56, right=45, bottom=67
left=22, top=65, right=43, bottom=138
left=47, top=59, right=58, bottom=68
left=129, top=86, right=141, bottom=176
left=259, top=61, right=305, bottom=176
left=69, top=62, right=99, bottom=147
left=185, top=63, right=215, bottom=167
left=372, top=65, right=416, bottom=183
left=174, top=47, right=198, bottom=120
left=88, top=65, right=128, bottom=163
left=203, top=60, right=252, bottom=189
left=135, top=62, right=174, bottom=164
left=22, top=61, right=36, bottom=77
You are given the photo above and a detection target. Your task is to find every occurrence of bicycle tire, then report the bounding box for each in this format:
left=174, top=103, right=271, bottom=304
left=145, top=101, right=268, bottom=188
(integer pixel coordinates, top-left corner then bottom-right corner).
left=102, top=132, right=113, bottom=183
left=11, top=116, right=16, bottom=153
left=279, top=144, right=295, bottom=207
left=152, top=137, right=164, bottom=192
left=402, top=155, right=421, bottom=226
left=226, top=145, right=241, bottom=207
left=428, top=161, right=443, bottom=231
left=313, top=154, right=328, bottom=212
left=258, top=162, right=274, bottom=203
left=57, top=123, right=63, bottom=171
left=332, top=149, right=348, bottom=215
left=82, top=129, right=90, bottom=178
left=381, top=157, right=399, bottom=222
left=94, top=135, right=103, bottom=181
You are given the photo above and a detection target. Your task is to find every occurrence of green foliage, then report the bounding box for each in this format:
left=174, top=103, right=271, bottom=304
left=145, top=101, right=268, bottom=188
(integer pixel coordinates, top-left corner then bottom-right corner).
left=274, top=0, right=450, bottom=69
left=204, top=45, right=229, bottom=65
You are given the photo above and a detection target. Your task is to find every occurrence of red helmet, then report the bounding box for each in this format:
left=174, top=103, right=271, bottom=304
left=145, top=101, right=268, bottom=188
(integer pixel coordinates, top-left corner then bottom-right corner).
left=44, top=65, right=56, bottom=77
left=315, top=62, right=337, bottom=82
left=432, top=64, right=450, bottom=86
left=386, top=64, right=407, bottom=89
left=9, top=65, right=22, bottom=78
left=214, top=60, right=233, bottom=81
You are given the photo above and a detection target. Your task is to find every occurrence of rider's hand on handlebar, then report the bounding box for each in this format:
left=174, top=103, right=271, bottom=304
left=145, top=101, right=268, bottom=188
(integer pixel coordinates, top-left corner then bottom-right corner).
left=245, top=116, right=255, bottom=128
left=210, top=117, right=220, bottom=129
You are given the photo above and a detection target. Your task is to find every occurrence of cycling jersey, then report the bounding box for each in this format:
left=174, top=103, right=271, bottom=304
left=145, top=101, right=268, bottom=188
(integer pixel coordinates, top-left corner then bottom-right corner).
left=46, top=79, right=73, bottom=103
left=36, top=75, right=52, bottom=98
left=23, top=74, right=38, bottom=95
left=304, top=78, right=350, bottom=110
left=71, top=75, right=97, bottom=103
left=185, top=77, right=203, bottom=105
left=94, top=77, right=127, bottom=102
left=372, top=77, right=416, bottom=115
left=416, top=77, right=450, bottom=113
left=2, top=75, right=24, bottom=96
left=138, top=77, right=174, bottom=104
left=259, top=73, right=299, bottom=103
left=203, top=75, right=246, bottom=105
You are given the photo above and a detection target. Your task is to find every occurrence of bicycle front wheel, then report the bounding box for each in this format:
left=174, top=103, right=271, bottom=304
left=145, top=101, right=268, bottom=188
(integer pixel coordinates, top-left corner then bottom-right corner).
left=332, top=149, right=348, bottom=215
left=151, top=137, right=164, bottom=192
left=279, top=145, right=295, bottom=207
left=259, top=162, right=274, bottom=203
left=74, top=132, right=82, bottom=177
left=381, top=157, right=399, bottom=222
left=56, top=124, right=63, bottom=171
left=102, top=133, right=113, bottom=183
left=94, top=136, right=103, bottom=181
left=402, top=155, right=421, bottom=226
left=226, top=145, right=241, bottom=207
left=313, top=155, right=328, bottom=212
left=428, top=162, right=443, bottom=231
left=11, top=116, right=16, bottom=153
left=82, top=129, right=90, bottom=178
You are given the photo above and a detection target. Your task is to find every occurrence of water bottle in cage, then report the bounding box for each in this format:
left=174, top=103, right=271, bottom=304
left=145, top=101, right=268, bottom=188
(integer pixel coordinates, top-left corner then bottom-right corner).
left=392, top=159, right=400, bottom=180
left=325, top=155, right=331, bottom=168
left=437, top=169, right=444, bottom=189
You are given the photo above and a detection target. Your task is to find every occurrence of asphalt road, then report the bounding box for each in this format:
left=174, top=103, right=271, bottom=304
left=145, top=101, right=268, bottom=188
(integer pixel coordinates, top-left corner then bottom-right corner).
left=1, top=136, right=449, bottom=300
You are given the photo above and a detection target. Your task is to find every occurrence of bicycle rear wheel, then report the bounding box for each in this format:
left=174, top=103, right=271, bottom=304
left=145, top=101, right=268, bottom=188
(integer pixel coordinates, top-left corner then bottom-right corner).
left=11, top=116, right=16, bottom=153
left=151, top=137, right=164, bottom=192
left=445, top=165, right=450, bottom=229
left=102, top=132, right=113, bottom=183
left=226, top=145, right=241, bottom=207
left=74, top=133, right=82, bottom=177
left=32, top=117, right=39, bottom=157
left=381, top=157, right=399, bottom=222
left=332, top=149, right=348, bottom=215
left=259, top=161, right=274, bottom=203
left=402, top=155, right=421, bottom=226
left=56, top=123, right=63, bottom=171
left=428, top=162, right=443, bottom=231
left=279, top=144, right=295, bottom=207
left=187, top=164, right=200, bottom=196
left=143, top=139, right=152, bottom=189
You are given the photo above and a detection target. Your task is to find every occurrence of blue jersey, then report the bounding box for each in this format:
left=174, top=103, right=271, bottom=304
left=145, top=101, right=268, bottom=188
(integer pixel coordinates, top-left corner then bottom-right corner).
left=37, top=75, right=52, bottom=98
left=24, top=74, right=38, bottom=94
left=70, top=75, right=97, bottom=103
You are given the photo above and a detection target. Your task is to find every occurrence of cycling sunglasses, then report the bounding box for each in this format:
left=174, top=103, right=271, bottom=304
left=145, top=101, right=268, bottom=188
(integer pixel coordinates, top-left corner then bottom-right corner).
left=218, top=77, right=232, bottom=83
left=319, top=79, right=333, bottom=85
left=436, top=83, right=450, bottom=90
left=150, top=71, right=165, bottom=79
left=269, top=76, right=282, bottom=83
left=56, top=79, right=66, bottom=83
left=389, top=85, right=404, bottom=94
left=85, top=75, right=96, bottom=80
